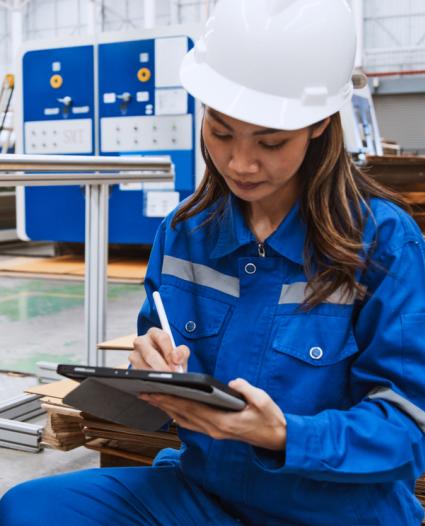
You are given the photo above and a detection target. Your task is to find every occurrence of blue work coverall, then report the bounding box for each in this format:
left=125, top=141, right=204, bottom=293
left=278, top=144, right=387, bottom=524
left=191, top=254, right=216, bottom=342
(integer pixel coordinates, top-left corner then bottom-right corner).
left=1, top=195, right=425, bottom=526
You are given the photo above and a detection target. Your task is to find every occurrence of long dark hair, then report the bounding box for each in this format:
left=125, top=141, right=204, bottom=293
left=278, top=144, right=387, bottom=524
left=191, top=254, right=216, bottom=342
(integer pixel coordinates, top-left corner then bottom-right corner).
left=172, top=113, right=409, bottom=309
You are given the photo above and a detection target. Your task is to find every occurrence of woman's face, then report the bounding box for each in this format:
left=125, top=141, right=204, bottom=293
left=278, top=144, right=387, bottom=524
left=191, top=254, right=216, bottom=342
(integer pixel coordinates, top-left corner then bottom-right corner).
left=202, top=108, right=329, bottom=209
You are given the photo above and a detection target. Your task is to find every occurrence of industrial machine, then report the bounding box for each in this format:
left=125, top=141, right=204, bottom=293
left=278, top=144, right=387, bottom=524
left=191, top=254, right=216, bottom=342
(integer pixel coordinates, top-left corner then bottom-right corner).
left=16, top=27, right=200, bottom=244
left=340, top=82, right=384, bottom=160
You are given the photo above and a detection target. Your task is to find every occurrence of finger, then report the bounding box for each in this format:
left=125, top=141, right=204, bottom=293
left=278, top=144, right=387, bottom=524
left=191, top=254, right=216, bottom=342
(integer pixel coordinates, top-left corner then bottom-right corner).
left=134, top=330, right=171, bottom=370
left=155, top=405, right=214, bottom=435
left=147, top=395, right=231, bottom=431
left=128, top=350, right=150, bottom=370
left=143, top=346, right=171, bottom=371
left=228, top=378, right=270, bottom=409
left=166, top=411, right=207, bottom=434
left=147, top=396, right=240, bottom=440
left=170, top=345, right=191, bottom=370
left=147, top=328, right=175, bottom=367
left=132, top=334, right=169, bottom=370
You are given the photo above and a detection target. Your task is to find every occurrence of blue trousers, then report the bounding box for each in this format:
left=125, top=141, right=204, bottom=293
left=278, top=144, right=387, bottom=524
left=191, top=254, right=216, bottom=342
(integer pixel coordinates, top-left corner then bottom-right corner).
left=0, top=466, right=243, bottom=526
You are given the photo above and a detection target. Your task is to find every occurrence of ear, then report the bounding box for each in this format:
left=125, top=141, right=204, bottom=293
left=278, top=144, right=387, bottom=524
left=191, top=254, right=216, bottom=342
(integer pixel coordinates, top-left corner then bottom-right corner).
left=310, top=117, right=331, bottom=140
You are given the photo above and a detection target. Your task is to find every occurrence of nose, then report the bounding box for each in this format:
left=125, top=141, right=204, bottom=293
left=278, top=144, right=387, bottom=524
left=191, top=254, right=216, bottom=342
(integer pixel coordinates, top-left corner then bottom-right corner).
left=228, top=143, right=259, bottom=175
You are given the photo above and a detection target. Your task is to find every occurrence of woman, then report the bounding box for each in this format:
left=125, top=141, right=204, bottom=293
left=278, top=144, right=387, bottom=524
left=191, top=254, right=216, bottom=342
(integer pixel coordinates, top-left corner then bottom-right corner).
left=1, top=1, right=425, bottom=525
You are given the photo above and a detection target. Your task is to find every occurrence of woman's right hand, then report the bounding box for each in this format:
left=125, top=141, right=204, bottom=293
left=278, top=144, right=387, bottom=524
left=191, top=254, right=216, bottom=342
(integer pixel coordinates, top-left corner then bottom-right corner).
left=129, top=327, right=190, bottom=372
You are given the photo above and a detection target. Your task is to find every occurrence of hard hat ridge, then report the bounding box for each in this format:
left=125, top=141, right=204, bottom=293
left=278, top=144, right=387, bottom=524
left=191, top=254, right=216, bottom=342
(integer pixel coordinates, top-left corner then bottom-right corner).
left=266, top=0, right=300, bottom=15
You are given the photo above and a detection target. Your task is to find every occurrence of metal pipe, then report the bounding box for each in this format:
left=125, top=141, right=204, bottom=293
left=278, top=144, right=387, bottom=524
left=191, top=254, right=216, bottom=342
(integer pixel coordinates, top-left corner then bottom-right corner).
left=0, top=154, right=172, bottom=172
left=365, top=69, right=425, bottom=78
left=0, top=172, right=173, bottom=187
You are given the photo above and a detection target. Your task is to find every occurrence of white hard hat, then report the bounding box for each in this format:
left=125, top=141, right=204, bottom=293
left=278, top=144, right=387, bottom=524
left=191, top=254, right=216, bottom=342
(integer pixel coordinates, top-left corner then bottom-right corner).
left=180, top=0, right=357, bottom=130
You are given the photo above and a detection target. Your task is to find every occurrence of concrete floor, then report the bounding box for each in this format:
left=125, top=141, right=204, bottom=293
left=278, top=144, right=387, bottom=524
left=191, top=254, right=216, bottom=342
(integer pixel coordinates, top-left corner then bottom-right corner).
left=0, top=242, right=146, bottom=496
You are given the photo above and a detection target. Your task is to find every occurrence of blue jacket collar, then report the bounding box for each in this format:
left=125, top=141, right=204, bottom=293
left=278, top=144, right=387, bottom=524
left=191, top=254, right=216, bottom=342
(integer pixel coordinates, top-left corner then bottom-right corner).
left=210, top=195, right=306, bottom=265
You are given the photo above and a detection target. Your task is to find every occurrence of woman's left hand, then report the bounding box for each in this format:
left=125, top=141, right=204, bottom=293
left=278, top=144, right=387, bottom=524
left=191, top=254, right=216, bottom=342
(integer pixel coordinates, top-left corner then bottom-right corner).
left=139, top=378, right=287, bottom=451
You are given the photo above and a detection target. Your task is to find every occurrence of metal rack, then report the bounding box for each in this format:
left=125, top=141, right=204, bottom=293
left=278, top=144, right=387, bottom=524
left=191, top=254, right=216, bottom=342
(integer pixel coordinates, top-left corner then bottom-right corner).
left=0, top=153, right=174, bottom=366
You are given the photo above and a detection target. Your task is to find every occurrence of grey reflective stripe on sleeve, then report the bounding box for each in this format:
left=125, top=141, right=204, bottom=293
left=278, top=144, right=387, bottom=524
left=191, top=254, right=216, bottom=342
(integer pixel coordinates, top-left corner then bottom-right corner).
left=368, top=387, right=425, bottom=433
left=162, top=255, right=240, bottom=297
left=278, top=282, right=367, bottom=305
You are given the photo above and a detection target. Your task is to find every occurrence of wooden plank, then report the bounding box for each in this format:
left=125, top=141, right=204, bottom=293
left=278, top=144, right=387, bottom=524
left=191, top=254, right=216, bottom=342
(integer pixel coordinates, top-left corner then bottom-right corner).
left=25, top=378, right=78, bottom=399
left=97, top=334, right=136, bottom=351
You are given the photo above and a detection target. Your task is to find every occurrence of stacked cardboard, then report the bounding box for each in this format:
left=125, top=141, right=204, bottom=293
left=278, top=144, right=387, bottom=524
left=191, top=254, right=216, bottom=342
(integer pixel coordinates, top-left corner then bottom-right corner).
left=81, top=416, right=180, bottom=467
left=26, top=379, right=85, bottom=451
left=42, top=402, right=85, bottom=450
left=25, top=374, right=180, bottom=466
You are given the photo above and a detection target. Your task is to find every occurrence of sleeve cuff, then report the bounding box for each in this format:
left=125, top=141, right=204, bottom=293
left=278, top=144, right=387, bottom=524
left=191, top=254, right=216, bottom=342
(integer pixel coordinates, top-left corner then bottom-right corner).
left=252, top=413, right=322, bottom=474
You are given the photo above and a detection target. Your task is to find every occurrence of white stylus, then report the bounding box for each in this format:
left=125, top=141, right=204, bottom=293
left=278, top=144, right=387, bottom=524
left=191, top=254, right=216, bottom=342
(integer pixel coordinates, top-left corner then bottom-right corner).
left=152, top=291, right=184, bottom=373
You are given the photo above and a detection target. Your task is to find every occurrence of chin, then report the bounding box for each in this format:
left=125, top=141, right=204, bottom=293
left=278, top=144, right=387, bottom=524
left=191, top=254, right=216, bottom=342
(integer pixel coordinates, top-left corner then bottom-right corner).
left=231, top=188, right=271, bottom=203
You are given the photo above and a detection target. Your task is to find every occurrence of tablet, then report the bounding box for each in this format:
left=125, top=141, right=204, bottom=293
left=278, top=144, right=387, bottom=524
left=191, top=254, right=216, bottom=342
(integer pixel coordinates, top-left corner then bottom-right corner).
left=57, top=364, right=246, bottom=412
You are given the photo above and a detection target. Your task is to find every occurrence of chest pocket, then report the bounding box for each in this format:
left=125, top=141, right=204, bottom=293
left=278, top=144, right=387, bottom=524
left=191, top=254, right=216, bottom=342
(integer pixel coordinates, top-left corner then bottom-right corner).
left=159, top=284, right=231, bottom=375
left=265, top=314, right=359, bottom=414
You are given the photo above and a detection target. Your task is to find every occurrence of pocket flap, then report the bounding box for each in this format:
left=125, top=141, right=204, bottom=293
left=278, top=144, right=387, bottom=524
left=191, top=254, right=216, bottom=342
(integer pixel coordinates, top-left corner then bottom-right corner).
left=272, top=314, right=358, bottom=366
left=160, top=285, right=230, bottom=339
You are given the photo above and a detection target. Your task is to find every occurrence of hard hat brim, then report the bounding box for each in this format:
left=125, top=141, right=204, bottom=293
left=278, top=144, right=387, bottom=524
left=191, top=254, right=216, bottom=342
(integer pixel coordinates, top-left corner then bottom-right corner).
left=180, top=49, right=353, bottom=131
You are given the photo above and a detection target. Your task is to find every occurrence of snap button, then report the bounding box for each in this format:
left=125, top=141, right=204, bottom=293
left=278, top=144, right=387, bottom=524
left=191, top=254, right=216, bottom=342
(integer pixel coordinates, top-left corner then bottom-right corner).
left=185, top=320, right=197, bottom=333
left=244, top=263, right=257, bottom=275
left=309, top=346, right=323, bottom=360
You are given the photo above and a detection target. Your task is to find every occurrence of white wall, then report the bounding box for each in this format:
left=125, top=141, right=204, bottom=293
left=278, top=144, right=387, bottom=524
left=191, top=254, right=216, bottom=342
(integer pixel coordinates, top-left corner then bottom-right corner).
left=24, top=0, right=87, bottom=40
left=0, top=8, right=10, bottom=81
left=0, top=0, right=219, bottom=80
left=363, top=0, right=425, bottom=73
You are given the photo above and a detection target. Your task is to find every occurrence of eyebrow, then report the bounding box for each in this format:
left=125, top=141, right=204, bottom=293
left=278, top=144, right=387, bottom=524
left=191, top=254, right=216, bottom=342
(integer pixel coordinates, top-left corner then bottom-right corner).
left=207, top=108, right=284, bottom=136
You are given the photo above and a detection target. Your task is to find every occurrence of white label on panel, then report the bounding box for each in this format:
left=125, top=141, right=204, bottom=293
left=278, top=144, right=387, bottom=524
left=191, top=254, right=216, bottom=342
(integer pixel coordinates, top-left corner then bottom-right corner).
left=103, top=93, right=116, bottom=104
left=145, top=191, right=180, bottom=217
left=137, top=91, right=150, bottom=102
left=155, top=88, right=187, bottom=115
left=44, top=108, right=60, bottom=116
left=140, top=52, right=149, bottom=63
left=143, top=182, right=174, bottom=191
left=100, top=114, right=192, bottom=153
left=155, top=37, right=188, bottom=88
left=72, top=106, right=90, bottom=114
left=119, top=183, right=144, bottom=191
left=52, top=61, right=61, bottom=72
left=119, top=182, right=174, bottom=191
left=24, top=119, right=92, bottom=154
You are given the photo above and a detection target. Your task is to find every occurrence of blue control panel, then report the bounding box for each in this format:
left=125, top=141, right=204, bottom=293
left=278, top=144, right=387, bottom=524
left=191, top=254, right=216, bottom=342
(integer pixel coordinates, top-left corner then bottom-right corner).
left=22, top=45, right=95, bottom=241
left=98, top=36, right=195, bottom=244
left=20, top=35, right=196, bottom=245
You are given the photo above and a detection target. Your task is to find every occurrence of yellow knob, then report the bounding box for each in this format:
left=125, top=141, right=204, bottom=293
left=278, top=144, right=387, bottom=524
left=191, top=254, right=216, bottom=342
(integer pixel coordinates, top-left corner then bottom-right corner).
left=5, top=74, right=14, bottom=89
left=50, top=74, right=63, bottom=89
left=137, top=67, right=151, bottom=83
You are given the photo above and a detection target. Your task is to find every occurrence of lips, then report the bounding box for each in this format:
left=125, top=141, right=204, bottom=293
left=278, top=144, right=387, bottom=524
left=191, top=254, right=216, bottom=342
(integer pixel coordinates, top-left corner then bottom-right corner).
left=232, top=180, right=263, bottom=191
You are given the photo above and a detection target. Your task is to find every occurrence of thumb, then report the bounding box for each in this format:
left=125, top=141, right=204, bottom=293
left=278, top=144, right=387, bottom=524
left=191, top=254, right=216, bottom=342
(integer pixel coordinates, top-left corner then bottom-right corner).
left=171, top=345, right=190, bottom=366
left=228, top=377, right=265, bottom=405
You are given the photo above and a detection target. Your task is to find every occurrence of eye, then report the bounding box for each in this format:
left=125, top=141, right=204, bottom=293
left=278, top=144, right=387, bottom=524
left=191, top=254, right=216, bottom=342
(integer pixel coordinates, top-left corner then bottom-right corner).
left=211, top=131, right=232, bottom=141
left=259, top=141, right=286, bottom=151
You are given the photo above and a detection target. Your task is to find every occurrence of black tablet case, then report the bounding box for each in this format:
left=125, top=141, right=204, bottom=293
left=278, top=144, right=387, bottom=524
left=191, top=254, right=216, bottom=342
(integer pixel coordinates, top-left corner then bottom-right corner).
left=64, top=377, right=170, bottom=432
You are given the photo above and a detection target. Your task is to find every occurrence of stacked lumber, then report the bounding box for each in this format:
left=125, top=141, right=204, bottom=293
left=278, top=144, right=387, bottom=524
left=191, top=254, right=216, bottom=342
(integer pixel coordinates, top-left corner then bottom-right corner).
left=366, top=155, right=425, bottom=231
